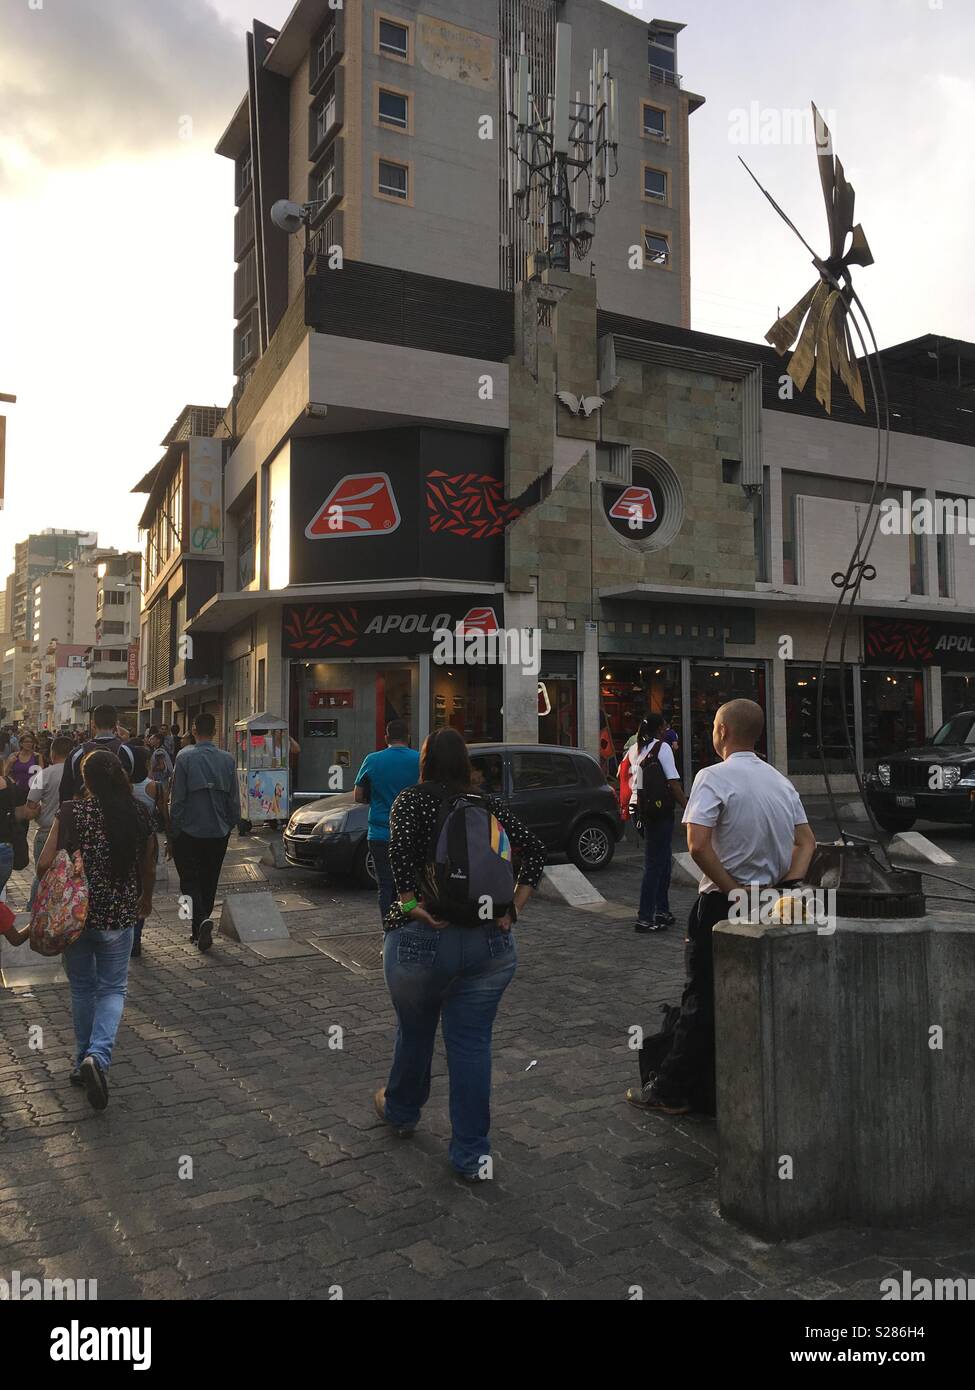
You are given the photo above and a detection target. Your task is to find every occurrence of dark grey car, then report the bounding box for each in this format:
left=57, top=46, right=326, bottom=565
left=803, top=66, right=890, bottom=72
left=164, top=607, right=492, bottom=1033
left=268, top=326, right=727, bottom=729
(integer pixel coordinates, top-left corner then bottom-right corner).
left=282, top=742, right=623, bottom=883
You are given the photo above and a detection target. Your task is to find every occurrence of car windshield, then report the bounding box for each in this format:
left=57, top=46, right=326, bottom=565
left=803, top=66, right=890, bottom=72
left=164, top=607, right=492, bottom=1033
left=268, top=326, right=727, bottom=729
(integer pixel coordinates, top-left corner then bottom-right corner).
left=932, top=714, right=975, bottom=746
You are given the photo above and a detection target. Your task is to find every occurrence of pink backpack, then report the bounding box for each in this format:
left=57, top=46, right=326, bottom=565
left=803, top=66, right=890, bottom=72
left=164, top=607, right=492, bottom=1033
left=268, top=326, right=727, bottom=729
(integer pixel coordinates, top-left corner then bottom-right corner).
left=29, top=848, right=89, bottom=956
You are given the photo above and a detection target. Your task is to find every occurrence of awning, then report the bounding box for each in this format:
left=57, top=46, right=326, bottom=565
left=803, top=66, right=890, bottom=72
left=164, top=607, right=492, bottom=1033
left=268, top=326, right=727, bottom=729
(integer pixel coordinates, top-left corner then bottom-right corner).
left=598, top=582, right=975, bottom=623
left=142, top=677, right=223, bottom=705
left=187, top=580, right=503, bottom=635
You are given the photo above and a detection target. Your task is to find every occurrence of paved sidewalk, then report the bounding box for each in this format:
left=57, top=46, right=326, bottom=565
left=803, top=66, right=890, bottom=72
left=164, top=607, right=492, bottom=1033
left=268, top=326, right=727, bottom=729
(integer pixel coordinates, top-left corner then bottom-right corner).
left=2, top=832, right=973, bottom=1301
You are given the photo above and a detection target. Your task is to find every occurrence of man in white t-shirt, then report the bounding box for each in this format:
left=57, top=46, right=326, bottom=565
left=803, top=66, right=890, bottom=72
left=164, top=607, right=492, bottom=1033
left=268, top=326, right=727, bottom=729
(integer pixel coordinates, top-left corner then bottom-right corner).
left=628, top=698, right=815, bottom=1117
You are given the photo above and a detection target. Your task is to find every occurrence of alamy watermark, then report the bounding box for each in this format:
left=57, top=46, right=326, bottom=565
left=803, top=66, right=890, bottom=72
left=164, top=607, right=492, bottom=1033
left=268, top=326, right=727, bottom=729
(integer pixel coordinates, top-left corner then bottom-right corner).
left=1, top=1269, right=97, bottom=1300
left=879, top=492, right=975, bottom=545
left=728, top=886, right=837, bottom=936
left=432, top=625, right=540, bottom=677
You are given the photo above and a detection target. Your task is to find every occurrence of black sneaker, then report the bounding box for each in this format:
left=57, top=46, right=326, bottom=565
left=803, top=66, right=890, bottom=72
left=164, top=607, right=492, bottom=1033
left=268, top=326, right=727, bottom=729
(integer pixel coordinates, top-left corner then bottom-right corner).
left=80, top=1056, right=109, bottom=1112
left=625, top=1081, right=690, bottom=1116
left=653, top=912, right=676, bottom=928
left=197, top=919, right=214, bottom=952
left=634, top=920, right=653, bottom=934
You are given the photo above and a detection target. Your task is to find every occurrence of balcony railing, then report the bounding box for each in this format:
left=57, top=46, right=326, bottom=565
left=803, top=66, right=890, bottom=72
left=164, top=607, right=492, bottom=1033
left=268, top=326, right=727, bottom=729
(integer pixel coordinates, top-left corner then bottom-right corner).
left=648, top=64, right=682, bottom=88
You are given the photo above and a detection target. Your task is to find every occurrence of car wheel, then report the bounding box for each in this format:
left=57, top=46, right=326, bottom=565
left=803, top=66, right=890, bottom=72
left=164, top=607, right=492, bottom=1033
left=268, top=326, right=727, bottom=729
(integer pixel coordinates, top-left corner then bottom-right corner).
left=872, top=810, right=917, bottom=834
left=569, top=818, right=614, bottom=871
left=353, top=842, right=379, bottom=890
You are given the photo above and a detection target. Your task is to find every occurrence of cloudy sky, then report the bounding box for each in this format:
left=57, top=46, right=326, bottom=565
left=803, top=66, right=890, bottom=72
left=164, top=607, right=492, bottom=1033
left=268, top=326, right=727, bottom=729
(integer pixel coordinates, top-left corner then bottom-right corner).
left=0, top=0, right=971, bottom=584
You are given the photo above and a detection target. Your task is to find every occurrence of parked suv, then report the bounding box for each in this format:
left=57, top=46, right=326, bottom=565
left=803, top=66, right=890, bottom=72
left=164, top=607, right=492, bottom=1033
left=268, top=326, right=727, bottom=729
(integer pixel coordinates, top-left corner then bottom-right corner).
left=282, top=742, right=623, bottom=883
left=866, top=710, right=975, bottom=832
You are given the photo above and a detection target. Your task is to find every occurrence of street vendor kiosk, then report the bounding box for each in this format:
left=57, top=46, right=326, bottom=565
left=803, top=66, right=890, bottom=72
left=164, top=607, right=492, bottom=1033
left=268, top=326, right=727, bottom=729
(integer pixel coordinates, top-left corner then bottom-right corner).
left=234, top=714, right=290, bottom=826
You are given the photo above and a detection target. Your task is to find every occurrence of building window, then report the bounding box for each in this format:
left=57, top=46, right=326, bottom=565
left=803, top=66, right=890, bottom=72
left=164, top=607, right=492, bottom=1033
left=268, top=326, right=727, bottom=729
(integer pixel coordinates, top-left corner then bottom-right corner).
left=643, top=166, right=668, bottom=202
left=649, top=30, right=678, bottom=82
left=378, top=16, right=410, bottom=60
left=643, top=230, right=670, bottom=267
left=378, top=88, right=409, bottom=130
left=236, top=149, right=252, bottom=200
left=642, top=103, right=667, bottom=138
left=101, top=621, right=125, bottom=636
left=236, top=495, right=257, bottom=589
left=376, top=157, right=410, bottom=202
left=311, top=160, right=336, bottom=205
left=312, top=22, right=337, bottom=83
left=314, top=89, right=337, bottom=149
left=785, top=664, right=856, bottom=774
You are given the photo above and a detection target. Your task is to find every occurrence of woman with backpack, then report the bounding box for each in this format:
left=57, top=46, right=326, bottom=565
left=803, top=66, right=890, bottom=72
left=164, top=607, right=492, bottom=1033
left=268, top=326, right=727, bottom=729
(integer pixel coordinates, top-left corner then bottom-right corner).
left=628, top=713, right=687, bottom=934
left=375, top=727, right=545, bottom=1181
left=37, top=749, right=156, bottom=1111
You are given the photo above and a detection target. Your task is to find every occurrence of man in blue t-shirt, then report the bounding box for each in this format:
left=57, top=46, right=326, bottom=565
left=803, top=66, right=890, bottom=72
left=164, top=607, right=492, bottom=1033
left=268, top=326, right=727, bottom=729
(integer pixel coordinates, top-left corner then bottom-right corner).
left=354, top=720, right=420, bottom=922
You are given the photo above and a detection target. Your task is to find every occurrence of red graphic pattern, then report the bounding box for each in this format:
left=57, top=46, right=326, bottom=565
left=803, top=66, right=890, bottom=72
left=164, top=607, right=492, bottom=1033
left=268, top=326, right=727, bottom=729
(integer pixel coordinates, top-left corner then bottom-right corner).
left=426, top=471, right=521, bottom=539
left=864, top=620, right=933, bottom=665
left=283, top=605, right=359, bottom=652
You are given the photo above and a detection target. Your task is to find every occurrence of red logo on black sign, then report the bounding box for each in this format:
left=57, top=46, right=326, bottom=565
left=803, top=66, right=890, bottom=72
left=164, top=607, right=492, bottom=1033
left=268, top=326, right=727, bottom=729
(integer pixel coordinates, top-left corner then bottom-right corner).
left=458, top=607, right=500, bottom=634
left=283, top=606, right=359, bottom=651
left=426, top=471, right=520, bottom=539
left=864, top=620, right=934, bottom=665
left=306, top=473, right=401, bottom=538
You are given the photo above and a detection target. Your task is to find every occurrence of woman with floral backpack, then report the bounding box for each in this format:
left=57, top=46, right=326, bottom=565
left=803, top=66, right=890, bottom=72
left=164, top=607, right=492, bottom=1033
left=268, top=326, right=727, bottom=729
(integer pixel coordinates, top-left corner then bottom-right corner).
left=37, top=749, right=156, bottom=1111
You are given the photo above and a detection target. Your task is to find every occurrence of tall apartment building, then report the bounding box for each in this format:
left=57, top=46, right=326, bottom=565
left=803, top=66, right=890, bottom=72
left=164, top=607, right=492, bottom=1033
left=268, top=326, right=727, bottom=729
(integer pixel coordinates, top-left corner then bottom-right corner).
left=218, top=0, right=702, bottom=394
left=10, top=530, right=97, bottom=640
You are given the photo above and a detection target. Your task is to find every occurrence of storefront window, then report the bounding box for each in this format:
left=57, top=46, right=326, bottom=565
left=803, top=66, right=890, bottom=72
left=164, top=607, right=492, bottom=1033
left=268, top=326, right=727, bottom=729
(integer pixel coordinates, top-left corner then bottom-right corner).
left=291, top=661, right=418, bottom=795
left=431, top=664, right=501, bottom=742
left=785, top=664, right=855, bottom=774
left=599, top=661, right=681, bottom=772
left=860, top=668, right=925, bottom=760
left=689, top=662, right=767, bottom=771
left=941, top=672, right=975, bottom=722
left=538, top=656, right=578, bottom=746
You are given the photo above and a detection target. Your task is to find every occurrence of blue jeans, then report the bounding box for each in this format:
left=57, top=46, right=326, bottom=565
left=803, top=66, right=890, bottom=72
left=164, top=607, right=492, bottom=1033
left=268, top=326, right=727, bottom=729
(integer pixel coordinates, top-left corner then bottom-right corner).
left=383, top=923, right=517, bottom=1174
left=637, top=817, right=674, bottom=922
left=61, top=928, right=134, bottom=1073
left=369, top=839, right=395, bottom=922
left=0, top=841, right=14, bottom=897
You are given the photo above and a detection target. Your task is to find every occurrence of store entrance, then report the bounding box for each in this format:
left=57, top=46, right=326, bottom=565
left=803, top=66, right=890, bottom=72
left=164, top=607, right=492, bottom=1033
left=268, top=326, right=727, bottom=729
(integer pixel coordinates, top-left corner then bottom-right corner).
left=291, top=661, right=418, bottom=798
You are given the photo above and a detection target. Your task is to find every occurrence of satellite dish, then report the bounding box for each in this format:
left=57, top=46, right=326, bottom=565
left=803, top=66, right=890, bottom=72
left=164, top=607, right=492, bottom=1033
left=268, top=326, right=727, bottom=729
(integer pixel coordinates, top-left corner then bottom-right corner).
left=270, top=199, right=306, bottom=235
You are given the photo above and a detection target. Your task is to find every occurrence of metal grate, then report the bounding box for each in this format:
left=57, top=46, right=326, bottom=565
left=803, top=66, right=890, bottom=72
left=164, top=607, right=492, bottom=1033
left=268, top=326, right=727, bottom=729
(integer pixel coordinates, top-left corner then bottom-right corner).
left=220, top=863, right=267, bottom=886
left=309, top=933, right=384, bottom=974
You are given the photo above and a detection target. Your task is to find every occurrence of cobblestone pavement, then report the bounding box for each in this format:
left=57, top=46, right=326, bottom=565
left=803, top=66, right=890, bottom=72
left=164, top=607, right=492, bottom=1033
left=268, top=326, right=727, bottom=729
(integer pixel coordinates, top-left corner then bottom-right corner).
left=2, top=828, right=973, bottom=1302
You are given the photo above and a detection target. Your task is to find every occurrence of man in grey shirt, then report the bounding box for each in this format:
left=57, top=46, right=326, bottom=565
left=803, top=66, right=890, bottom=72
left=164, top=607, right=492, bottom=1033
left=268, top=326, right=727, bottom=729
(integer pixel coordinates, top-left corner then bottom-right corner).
left=167, top=712, right=240, bottom=952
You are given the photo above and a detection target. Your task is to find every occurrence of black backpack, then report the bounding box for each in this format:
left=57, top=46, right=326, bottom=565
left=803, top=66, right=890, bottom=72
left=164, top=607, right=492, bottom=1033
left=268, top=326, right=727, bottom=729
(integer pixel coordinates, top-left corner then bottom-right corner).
left=635, top=740, right=674, bottom=825
left=418, top=787, right=516, bottom=926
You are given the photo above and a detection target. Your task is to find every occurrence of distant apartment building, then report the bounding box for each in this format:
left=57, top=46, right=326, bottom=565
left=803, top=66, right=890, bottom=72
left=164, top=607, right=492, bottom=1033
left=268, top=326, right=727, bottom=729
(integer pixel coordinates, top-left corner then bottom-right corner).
left=133, top=406, right=225, bottom=734
left=218, top=0, right=703, bottom=399
left=10, top=530, right=97, bottom=641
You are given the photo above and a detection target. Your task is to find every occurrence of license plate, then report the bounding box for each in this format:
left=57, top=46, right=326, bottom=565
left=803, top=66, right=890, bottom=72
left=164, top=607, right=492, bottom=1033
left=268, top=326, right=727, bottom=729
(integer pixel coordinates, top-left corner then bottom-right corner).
left=896, top=795, right=916, bottom=809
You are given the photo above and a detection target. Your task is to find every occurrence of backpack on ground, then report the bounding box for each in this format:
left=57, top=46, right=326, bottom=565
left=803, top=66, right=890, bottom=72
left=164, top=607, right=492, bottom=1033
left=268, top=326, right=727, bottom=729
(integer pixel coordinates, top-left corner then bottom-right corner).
left=29, top=848, right=89, bottom=956
left=419, top=788, right=516, bottom=926
left=637, top=1002, right=715, bottom=1116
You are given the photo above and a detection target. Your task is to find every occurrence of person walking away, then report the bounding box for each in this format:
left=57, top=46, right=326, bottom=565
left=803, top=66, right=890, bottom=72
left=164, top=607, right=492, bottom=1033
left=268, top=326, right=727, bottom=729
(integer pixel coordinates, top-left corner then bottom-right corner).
left=27, top=735, right=71, bottom=903
left=128, top=746, right=167, bottom=957
left=59, top=704, right=134, bottom=804
left=5, top=731, right=43, bottom=796
left=164, top=724, right=179, bottom=758
left=0, top=765, right=40, bottom=905
left=354, top=720, right=420, bottom=923
left=37, top=750, right=155, bottom=1111
left=375, top=728, right=545, bottom=1180
left=627, top=699, right=816, bottom=1117
left=628, top=714, right=687, bottom=933
left=167, top=713, right=240, bottom=952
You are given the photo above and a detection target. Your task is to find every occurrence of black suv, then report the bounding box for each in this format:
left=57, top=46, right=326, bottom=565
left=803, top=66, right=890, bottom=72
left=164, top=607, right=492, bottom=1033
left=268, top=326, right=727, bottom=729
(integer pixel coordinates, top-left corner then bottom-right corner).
left=866, top=710, right=975, bottom=832
left=282, top=742, right=623, bottom=882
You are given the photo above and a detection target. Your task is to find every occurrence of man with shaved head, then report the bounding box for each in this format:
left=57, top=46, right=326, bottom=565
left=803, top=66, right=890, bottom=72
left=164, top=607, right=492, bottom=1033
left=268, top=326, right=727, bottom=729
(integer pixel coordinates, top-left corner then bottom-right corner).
left=628, top=698, right=815, bottom=1117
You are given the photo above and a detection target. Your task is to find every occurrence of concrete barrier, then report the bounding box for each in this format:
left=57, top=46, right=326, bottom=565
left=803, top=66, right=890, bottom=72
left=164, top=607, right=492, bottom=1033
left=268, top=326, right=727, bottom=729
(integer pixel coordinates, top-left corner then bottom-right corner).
left=714, top=911, right=975, bottom=1239
left=535, top=864, right=605, bottom=907
left=890, top=831, right=957, bottom=866
left=1, top=918, right=66, bottom=990
left=671, top=852, right=704, bottom=888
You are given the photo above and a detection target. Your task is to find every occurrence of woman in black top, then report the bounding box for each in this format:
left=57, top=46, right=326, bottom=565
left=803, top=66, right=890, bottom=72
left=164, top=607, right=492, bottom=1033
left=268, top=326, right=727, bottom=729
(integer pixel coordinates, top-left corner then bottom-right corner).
left=375, top=728, right=545, bottom=1180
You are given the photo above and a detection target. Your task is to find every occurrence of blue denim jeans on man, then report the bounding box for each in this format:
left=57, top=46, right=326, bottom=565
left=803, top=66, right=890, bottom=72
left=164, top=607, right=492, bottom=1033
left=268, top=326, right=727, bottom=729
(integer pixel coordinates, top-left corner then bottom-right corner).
left=383, top=922, right=516, bottom=1175
left=61, top=928, right=134, bottom=1073
left=637, top=816, right=674, bottom=922
left=369, top=839, right=395, bottom=922
left=0, top=841, right=14, bottom=898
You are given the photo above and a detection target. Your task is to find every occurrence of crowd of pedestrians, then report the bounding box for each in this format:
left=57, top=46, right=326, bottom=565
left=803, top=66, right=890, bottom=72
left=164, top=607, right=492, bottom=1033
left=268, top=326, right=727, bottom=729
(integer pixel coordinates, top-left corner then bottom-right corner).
left=0, top=695, right=817, bottom=1175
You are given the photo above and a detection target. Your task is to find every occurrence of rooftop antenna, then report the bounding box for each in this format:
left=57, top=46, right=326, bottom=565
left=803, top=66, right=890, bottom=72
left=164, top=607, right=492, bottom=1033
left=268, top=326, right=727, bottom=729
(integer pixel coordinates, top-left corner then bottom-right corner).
left=504, top=21, right=619, bottom=272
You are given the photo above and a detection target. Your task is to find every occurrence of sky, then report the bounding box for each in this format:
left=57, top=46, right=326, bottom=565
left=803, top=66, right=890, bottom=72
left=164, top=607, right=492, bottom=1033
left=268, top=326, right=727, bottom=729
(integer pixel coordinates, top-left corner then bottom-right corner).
left=0, top=0, right=971, bottom=585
